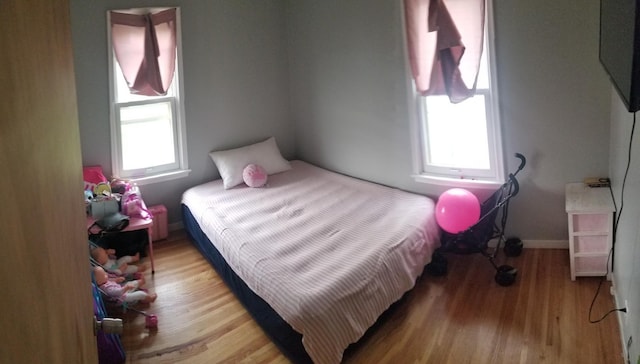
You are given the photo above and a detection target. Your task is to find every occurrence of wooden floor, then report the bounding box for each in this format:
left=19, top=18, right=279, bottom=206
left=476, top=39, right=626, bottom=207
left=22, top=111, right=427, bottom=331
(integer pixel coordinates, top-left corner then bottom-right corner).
left=115, top=231, right=623, bottom=363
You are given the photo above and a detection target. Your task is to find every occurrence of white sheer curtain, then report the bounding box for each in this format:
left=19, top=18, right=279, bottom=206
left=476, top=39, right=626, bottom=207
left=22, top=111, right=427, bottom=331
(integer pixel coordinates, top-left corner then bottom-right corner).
left=404, top=0, right=485, bottom=103
left=110, top=8, right=177, bottom=97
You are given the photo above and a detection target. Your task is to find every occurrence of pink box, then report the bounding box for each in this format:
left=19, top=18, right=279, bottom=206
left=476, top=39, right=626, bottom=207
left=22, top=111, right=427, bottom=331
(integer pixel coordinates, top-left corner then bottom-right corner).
left=149, top=205, right=168, bottom=241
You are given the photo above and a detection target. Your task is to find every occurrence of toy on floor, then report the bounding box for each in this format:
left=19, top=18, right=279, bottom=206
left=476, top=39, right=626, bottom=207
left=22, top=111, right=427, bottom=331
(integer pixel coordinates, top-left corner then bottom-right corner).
left=91, top=246, right=147, bottom=276
left=93, top=266, right=158, bottom=329
left=93, top=266, right=156, bottom=304
left=126, top=306, right=159, bottom=329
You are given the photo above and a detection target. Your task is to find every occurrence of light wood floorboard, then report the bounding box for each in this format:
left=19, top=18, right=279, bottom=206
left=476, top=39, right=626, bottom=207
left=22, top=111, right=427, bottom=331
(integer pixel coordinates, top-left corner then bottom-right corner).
left=115, top=231, right=623, bottom=363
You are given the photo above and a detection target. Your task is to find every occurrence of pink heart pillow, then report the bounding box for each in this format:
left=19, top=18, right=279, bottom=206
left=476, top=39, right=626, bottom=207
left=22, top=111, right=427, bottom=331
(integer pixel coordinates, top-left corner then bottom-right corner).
left=242, top=164, right=268, bottom=188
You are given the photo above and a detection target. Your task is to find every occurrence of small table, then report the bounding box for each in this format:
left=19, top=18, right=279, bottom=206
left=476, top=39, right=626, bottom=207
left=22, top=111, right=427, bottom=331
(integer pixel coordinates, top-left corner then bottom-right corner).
left=87, top=216, right=155, bottom=274
left=565, top=183, right=615, bottom=280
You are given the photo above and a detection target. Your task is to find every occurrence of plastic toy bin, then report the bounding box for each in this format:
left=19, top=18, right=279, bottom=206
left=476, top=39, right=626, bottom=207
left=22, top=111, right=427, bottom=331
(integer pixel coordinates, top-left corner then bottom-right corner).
left=149, top=205, right=168, bottom=241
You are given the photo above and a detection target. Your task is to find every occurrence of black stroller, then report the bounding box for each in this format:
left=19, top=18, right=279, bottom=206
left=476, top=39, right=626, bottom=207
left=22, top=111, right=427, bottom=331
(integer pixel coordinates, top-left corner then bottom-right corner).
left=426, top=153, right=527, bottom=286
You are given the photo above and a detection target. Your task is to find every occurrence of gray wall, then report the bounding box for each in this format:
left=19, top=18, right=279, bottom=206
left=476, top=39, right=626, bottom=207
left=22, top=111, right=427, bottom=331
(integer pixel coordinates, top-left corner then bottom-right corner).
left=287, top=0, right=611, bottom=241
left=494, top=0, right=610, bottom=239
left=609, top=90, right=640, bottom=362
left=287, top=0, right=413, bottom=190
left=70, top=0, right=293, bottom=225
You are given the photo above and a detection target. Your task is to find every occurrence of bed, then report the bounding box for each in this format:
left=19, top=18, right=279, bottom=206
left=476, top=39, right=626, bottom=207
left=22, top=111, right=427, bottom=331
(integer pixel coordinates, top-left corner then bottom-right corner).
left=181, top=159, right=440, bottom=363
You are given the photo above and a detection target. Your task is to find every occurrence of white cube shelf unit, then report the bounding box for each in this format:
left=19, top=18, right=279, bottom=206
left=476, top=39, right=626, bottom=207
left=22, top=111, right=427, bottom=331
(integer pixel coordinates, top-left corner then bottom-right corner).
left=565, top=182, right=615, bottom=281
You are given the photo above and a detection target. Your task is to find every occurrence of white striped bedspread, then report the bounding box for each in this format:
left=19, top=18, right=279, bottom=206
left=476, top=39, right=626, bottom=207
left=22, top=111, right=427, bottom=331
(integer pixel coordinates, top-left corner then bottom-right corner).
left=182, top=160, right=440, bottom=363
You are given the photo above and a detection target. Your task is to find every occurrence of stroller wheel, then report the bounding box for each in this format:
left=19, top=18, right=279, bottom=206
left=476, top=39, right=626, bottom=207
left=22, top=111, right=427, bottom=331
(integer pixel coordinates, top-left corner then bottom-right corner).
left=504, top=237, right=523, bottom=257
left=495, top=265, right=517, bottom=286
left=426, top=251, right=448, bottom=276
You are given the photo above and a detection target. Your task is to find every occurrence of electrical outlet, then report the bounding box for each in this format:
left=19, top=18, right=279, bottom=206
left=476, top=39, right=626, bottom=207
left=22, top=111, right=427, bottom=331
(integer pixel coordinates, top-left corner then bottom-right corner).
left=626, top=300, right=631, bottom=326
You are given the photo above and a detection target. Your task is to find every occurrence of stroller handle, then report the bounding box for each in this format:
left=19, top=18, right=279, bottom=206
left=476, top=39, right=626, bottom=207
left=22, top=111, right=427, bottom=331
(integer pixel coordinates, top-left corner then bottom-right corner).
left=514, top=153, right=526, bottom=174
left=509, top=173, right=520, bottom=197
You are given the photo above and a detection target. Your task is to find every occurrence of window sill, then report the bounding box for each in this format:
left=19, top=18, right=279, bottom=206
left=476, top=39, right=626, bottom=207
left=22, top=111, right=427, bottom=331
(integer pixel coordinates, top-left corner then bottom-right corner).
left=411, top=174, right=503, bottom=191
left=128, top=169, right=191, bottom=186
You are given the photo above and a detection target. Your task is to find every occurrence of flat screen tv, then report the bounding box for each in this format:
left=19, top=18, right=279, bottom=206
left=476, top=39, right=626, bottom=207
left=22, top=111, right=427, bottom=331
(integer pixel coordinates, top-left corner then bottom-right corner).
left=599, top=0, right=640, bottom=112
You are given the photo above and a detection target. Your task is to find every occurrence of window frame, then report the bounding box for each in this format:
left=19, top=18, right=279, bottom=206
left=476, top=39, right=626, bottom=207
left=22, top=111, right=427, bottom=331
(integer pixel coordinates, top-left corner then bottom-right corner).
left=407, top=0, right=504, bottom=190
left=114, top=97, right=179, bottom=174
left=107, top=7, right=189, bottom=186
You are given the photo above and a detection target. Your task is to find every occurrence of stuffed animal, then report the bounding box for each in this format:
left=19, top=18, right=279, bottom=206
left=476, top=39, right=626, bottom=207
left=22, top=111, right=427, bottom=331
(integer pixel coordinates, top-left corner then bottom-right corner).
left=93, top=266, right=156, bottom=304
left=242, top=163, right=268, bottom=188
left=91, top=246, right=146, bottom=276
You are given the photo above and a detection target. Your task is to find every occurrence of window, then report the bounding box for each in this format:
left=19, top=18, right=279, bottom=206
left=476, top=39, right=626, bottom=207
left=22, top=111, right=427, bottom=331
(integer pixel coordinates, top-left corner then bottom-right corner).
left=107, top=7, right=189, bottom=185
left=408, top=1, right=504, bottom=188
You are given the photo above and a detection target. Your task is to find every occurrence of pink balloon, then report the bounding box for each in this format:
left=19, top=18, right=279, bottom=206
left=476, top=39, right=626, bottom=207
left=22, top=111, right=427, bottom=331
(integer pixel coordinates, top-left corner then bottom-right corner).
left=435, top=188, right=481, bottom=233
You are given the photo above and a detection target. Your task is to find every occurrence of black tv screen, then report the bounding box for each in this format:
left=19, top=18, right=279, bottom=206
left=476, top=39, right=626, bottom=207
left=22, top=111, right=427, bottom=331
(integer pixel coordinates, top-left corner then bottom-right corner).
left=599, top=0, right=640, bottom=112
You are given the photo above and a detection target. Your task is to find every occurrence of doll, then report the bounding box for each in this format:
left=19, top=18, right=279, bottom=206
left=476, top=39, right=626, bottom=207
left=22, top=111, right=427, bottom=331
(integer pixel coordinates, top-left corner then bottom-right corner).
left=93, top=266, right=156, bottom=304
left=91, top=246, right=147, bottom=276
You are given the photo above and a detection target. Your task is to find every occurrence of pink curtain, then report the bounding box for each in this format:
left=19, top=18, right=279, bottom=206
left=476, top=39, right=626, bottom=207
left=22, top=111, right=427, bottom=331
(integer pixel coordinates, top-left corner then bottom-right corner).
left=404, top=0, right=485, bottom=103
left=110, top=9, right=177, bottom=97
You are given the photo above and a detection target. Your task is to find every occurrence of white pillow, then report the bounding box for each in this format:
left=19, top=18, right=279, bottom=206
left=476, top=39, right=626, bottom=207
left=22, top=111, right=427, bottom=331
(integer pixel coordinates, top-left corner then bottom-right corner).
left=209, top=137, right=291, bottom=189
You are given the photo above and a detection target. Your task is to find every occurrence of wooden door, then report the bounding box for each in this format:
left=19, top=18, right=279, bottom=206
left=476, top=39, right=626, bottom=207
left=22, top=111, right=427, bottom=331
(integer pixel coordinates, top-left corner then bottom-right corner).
left=0, top=0, right=99, bottom=362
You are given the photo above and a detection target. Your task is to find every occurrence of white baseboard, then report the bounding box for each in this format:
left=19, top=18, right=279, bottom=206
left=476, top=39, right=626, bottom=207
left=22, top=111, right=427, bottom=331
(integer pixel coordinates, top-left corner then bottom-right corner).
left=487, top=239, right=569, bottom=249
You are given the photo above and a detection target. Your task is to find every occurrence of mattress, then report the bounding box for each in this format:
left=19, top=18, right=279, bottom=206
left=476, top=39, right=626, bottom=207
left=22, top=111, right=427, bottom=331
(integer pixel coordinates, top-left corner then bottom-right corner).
left=181, top=160, right=439, bottom=363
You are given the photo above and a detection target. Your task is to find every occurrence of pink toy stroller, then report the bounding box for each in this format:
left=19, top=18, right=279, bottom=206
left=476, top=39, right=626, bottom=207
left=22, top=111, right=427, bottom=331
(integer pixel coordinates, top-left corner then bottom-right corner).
left=114, top=303, right=158, bottom=330
left=426, top=153, right=527, bottom=286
